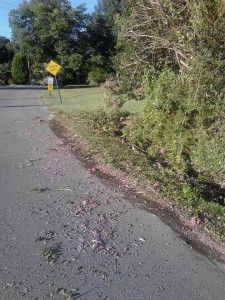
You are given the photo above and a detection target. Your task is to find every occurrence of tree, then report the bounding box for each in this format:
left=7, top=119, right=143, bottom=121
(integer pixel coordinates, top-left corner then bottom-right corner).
left=9, top=0, right=89, bottom=83
left=0, top=36, right=15, bottom=84
left=84, top=13, right=116, bottom=79
left=0, top=36, right=14, bottom=64
left=11, top=52, right=29, bottom=84
left=96, top=0, right=122, bottom=29
left=80, top=0, right=124, bottom=84
left=9, top=0, right=87, bottom=58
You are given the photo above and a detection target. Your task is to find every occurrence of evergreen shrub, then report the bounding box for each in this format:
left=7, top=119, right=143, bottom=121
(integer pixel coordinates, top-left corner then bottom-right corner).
left=11, top=52, right=29, bottom=84
left=0, top=63, right=11, bottom=85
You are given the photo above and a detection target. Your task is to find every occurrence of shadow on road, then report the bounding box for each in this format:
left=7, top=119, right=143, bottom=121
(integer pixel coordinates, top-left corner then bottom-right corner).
left=0, top=98, right=41, bottom=101
left=0, top=86, right=46, bottom=90
left=0, top=104, right=43, bottom=108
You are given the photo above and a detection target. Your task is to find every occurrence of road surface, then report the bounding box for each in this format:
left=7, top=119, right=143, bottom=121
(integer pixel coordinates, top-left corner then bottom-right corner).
left=0, top=87, right=224, bottom=300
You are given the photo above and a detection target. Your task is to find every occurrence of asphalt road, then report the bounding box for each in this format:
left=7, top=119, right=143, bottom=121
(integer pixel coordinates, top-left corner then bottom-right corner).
left=0, top=87, right=224, bottom=300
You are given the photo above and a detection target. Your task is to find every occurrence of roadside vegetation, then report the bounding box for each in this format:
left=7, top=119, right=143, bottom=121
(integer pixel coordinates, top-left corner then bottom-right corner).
left=43, top=85, right=225, bottom=240
left=1, top=0, right=224, bottom=240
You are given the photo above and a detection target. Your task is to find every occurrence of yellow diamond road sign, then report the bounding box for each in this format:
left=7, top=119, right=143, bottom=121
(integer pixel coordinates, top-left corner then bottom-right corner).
left=46, top=60, right=61, bottom=76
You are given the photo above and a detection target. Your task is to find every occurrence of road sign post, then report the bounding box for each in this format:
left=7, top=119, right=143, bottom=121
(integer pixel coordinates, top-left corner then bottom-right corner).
left=54, top=76, right=62, bottom=104
left=46, top=60, right=62, bottom=103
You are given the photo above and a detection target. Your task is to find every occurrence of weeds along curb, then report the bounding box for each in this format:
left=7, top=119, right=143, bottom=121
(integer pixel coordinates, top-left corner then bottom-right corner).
left=48, top=113, right=225, bottom=262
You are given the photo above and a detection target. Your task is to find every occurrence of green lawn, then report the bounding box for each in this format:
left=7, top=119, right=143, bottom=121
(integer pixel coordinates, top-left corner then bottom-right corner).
left=42, top=86, right=103, bottom=115
left=42, top=86, right=146, bottom=115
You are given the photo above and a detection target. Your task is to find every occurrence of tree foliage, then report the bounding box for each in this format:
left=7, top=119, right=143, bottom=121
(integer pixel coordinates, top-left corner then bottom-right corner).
left=0, top=36, right=14, bottom=64
left=9, top=0, right=87, bottom=59
left=8, top=0, right=119, bottom=85
left=83, top=14, right=115, bottom=83
left=0, top=36, right=15, bottom=85
left=95, top=0, right=122, bottom=36
left=9, top=0, right=89, bottom=84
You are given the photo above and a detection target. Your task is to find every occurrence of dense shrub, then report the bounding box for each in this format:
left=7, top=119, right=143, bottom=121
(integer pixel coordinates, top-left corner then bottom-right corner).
left=87, top=67, right=110, bottom=85
left=116, top=0, right=225, bottom=187
left=86, top=108, right=130, bottom=136
left=29, top=61, right=47, bottom=85
left=122, top=58, right=225, bottom=186
left=0, top=63, right=11, bottom=85
left=11, top=52, right=29, bottom=84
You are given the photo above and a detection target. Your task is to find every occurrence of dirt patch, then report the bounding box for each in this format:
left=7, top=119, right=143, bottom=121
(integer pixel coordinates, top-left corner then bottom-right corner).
left=49, top=117, right=225, bottom=263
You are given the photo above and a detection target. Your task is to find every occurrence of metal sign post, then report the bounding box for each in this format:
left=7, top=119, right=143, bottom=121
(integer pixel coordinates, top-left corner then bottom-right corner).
left=54, top=76, right=62, bottom=104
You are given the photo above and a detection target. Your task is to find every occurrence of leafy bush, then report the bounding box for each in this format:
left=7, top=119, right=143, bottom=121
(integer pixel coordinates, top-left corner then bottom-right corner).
left=192, top=122, right=225, bottom=187
left=87, top=67, right=110, bottom=85
left=11, top=52, right=29, bottom=84
left=122, top=57, right=225, bottom=186
left=85, top=108, right=130, bottom=136
left=29, top=61, right=48, bottom=85
left=115, top=0, right=225, bottom=186
left=0, top=62, right=11, bottom=85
